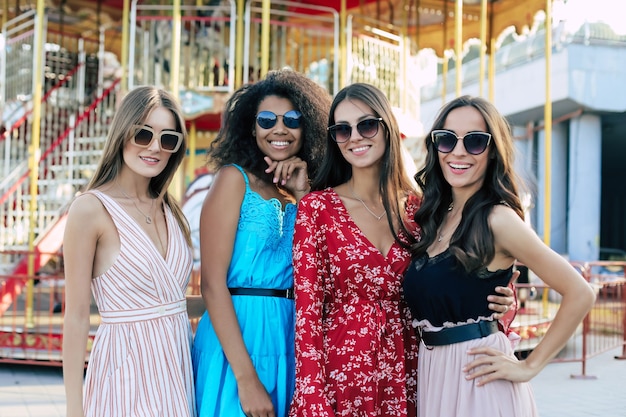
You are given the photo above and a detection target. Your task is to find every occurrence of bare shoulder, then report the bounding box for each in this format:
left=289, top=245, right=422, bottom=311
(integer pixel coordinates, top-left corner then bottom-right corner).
left=488, top=203, right=543, bottom=260
left=66, top=192, right=110, bottom=234
left=488, top=204, right=526, bottom=232
left=67, top=192, right=105, bottom=219
left=206, top=165, right=246, bottom=202
left=212, top=165, right=246, bottom=186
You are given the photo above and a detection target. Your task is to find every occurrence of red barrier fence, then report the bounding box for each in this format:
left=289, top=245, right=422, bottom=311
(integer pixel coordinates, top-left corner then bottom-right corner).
left=511, top=261, right=626, bottom=378
left=0, top=251, right=71, bottom=366
left=0, top=252, right=202, bottom=366
left=1, top=253, right=624, bottom=379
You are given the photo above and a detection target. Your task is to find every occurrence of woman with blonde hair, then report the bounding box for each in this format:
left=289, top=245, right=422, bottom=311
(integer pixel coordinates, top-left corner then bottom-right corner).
left=63, top=86, right=199, bottom=417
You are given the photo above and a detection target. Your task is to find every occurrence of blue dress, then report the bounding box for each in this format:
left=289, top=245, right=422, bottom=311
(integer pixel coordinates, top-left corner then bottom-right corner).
left=192, top=165, right=296, bottom=417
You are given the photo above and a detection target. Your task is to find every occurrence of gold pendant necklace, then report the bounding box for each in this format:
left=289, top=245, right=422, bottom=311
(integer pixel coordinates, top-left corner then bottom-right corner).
left=350, top=184, right=386, bottom=221
left=118, top=186, right=155, bottom=224
left=438, top=202, right=455, bottom=242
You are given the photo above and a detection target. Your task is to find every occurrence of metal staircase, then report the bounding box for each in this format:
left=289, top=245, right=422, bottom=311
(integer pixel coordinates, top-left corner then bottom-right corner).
left=0, top=10, right=119, bottom=314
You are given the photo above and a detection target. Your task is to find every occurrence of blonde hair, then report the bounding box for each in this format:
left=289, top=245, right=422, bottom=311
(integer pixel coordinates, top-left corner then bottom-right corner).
left=87, top=86, right=191, bottom=246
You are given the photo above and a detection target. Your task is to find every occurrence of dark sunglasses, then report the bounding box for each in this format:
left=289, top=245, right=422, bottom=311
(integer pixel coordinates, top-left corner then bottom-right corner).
left=256, top=110, right=302, bottom=129
left=327, top=118, right=383, bottom=143
left=132, top=125, right=183, bottom=153
left=431, top=129, right=492, bottom=155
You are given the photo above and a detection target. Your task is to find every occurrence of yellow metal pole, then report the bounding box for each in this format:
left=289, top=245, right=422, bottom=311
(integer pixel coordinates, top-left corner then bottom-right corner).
left=184, top=0, right=204, bottom=187
left=187, top=121, right=197, bottom=186
left=2, top=0, right=8, bottom=27
left=442, top=55, right=448, bottom=105
left=487, top=1, right=495, bottom=102
left=235, top=0, right=245, bottom=88
left=170, top=0, right=183, bottom=200
left=260, top=0, right=270, bottom=78
left=488, top=36, right=495, bottom=102
left=479, top=0, right=487, bottom=97
left=542, top=0, right=553, bottom=316
left=170, top=0, right=181, bottom=96
left=454, top=0, right=462, bottom=97
left=121, top=0, right=130, bottom=93
left=400, top=0, right=409, bottom=112
left=25, top=0, right=46, bottom=328
left=340, top=0, right=347, bottom=88
left=441, top=1, right=448, bottom=104
left=543, top=0, right=552, bottom=247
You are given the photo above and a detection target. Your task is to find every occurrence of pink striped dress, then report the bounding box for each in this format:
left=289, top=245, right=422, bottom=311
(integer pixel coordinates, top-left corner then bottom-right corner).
left=83, top=190, right=196, bottom=417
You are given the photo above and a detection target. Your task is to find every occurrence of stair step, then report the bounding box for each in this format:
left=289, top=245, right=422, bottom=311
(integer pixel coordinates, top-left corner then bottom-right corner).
left=64, top=149, right=103, bottom=158
left=49, top=163, right=98, bottom=172
left=20, top=193, right=68, bottom=200
left=75, top=136, right=107, bottom=145
left=36, top=178, right=88, bottom=186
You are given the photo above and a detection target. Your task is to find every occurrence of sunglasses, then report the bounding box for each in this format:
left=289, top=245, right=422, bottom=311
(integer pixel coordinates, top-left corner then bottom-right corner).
left=132, top=125, right=183, bottom=153
left=256, top=110, right=302, bottom=129
left=327, top=118, right=383, bottom=143
left=431, top=129, right=492, bottom=155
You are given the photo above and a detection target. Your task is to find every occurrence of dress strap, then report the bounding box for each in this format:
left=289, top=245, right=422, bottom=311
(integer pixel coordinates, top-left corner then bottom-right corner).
left=230, top=164, right=250, bottom=187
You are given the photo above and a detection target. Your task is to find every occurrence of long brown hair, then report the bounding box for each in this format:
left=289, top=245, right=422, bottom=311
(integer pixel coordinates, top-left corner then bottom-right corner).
left=412, top=95, right=524, bottom=271
left=313, top=82, right=418, bottom=247
left=87, top=86, right=191, bottom=246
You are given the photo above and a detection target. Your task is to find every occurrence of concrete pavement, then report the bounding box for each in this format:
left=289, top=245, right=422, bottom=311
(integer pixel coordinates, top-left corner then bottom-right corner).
left=1, top=346, right=625, bottom=416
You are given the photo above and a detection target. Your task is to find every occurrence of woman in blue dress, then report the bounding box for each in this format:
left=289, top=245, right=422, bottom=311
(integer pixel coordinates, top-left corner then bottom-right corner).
left=192, top=70, right=331, bottom=417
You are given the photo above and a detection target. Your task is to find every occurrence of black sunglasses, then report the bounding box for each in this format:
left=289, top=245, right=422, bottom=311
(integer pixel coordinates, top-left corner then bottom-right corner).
left=256, top=110, right=302, bottom=129
left=131, top=125, right=183, bottom=153
left=327, top=118, right=383, bottom=143
left=431, top=129, right=492, bottom=155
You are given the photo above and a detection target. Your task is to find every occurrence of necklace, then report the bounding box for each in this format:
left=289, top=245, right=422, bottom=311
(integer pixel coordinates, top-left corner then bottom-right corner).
left=438, top=202, right=455, bottom=242
left=350, top=184, right=386, bottom=221
left=118, top=186, right=155, bottom=224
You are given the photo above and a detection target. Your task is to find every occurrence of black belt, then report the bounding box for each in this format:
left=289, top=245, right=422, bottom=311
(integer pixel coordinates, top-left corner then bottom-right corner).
left=228, top=287, right=294, bottom=300
left=421, top=320, right=500, bottom=346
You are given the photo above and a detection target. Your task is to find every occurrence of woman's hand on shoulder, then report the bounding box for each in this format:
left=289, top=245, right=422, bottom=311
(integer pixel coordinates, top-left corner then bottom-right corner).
left=264, top=156, right=310, bottom=201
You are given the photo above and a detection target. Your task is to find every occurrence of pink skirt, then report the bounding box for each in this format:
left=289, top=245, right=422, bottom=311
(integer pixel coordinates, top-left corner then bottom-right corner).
left=417, top=323, right=538, bottom=417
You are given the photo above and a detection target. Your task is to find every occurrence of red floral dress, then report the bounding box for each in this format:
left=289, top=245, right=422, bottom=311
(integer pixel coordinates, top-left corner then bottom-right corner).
left=289, top=189, right=420, bottom=417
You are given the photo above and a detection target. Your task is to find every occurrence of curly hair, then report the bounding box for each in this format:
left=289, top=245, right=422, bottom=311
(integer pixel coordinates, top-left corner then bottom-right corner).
left=412, top=95, right=525, bottom=272
left=206, top=70, right=331, bottom=181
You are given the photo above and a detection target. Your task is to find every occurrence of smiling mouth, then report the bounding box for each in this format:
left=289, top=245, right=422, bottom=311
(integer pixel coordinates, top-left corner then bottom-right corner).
left=270, top=141, right=290, bottom=147
left=140, top=156, right=159, bottom=163
left=351, top=145, right=370, bottom=153
left=449, top=163, right=470, bottom=169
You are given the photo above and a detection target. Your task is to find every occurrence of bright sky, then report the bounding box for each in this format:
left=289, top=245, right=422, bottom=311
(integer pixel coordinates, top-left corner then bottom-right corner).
left=556, top=0, right=626, bottom=34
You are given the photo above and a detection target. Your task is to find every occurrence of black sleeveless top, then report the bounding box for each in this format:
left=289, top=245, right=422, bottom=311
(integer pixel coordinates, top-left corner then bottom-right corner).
left=403, top=249, right=513, bottom=327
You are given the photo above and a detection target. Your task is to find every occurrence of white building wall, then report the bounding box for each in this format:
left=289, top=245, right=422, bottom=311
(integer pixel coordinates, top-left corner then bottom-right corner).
left=536, top=123, right=568, bottom=253
left=568, top=114, right=602, bottom=262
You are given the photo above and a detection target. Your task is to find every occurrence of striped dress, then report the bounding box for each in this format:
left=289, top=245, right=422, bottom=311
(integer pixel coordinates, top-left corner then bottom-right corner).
left=83, top=190, right=196, bottom=417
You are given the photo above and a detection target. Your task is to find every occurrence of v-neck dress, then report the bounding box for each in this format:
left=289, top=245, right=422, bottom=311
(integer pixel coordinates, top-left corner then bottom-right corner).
left=83, top=190, right=195, bottom=417
left=289, top=189, right=420, bottom=417
left=192, top=165, right=297, bottom=417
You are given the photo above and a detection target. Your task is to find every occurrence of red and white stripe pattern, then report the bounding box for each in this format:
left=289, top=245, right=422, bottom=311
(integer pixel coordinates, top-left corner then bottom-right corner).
left=82, top=190, right=196, bottom=416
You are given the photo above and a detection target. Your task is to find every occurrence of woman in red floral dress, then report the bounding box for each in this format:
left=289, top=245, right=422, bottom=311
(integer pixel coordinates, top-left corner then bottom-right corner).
left=289, top=83, right=515, bottom=417
left=289, top=83, right=420, bottom=417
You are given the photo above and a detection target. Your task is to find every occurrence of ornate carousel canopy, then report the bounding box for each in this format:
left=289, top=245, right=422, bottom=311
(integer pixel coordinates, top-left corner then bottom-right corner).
left=2, top=0, right=549, bottom=57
